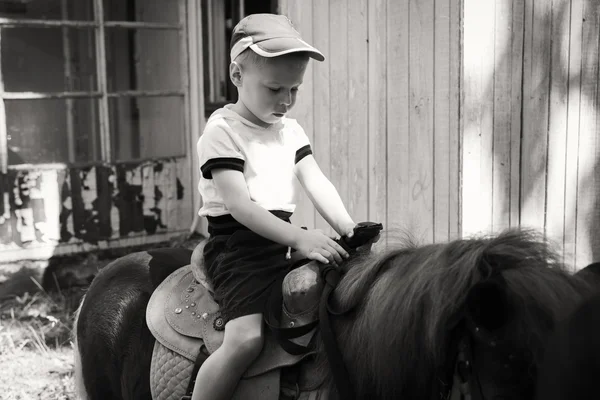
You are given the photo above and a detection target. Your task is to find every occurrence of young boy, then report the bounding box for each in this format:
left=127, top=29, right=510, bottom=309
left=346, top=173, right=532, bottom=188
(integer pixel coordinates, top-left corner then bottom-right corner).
left=192, top=13, right=355, bottom=400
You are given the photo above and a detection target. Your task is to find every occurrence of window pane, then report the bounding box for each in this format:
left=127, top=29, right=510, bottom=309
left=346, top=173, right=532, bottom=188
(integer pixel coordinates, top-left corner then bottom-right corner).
left=0, top=0, right=94, bottom=20
left=2, top=27, right=97, bottom=92
left=109, top=96, right=185, bottom=161
left=7, top=99, right=100, bottom=165
left=104, top=0, right=180, bottom=24
left=106, top=28, right=181, bottom=92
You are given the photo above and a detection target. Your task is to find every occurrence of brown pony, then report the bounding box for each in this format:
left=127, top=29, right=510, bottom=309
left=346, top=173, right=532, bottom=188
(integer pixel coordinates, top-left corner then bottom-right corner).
left=73, top=229, right=594, bottom=399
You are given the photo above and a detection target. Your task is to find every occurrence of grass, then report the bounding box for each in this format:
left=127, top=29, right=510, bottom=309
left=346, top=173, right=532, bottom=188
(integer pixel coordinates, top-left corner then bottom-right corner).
left=0, top=279, right=83, bottom=399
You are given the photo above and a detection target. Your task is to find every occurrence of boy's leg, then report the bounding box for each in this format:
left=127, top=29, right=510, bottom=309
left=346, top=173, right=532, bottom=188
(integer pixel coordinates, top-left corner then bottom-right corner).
left=191, top=313, right=264, bottom=400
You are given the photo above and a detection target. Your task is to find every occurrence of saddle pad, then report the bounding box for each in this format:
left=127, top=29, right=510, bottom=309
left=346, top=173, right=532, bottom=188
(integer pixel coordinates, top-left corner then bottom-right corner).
left=147, top=264, right=315, bottom=378
left=150, top=341, right=280, bottom=400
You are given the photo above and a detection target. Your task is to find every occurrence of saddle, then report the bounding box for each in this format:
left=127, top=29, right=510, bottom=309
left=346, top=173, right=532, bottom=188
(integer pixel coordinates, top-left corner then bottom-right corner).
left=146, top=263, right=320, bottom=400
left=147, top=222, right=384, bottom=400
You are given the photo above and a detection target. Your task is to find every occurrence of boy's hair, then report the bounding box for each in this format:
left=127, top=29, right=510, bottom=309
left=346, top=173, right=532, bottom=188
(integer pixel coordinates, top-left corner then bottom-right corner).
left=234, top=48, right=268, bottom=68
left=234, top=48, right=310, bottom=70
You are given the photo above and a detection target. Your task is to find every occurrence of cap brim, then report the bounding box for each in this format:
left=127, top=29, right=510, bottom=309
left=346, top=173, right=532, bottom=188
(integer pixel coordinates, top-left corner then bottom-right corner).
left=250, top=37, right=325, bottom=62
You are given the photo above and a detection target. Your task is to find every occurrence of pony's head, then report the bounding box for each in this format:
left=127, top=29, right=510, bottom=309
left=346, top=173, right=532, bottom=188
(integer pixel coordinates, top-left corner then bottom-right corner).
left=318, top=229, right=593, bottom=399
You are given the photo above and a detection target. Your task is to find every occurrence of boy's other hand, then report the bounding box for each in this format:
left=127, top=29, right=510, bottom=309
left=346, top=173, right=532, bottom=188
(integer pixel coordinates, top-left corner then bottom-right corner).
left=295, top=229, right=350, bottom=265
left=340, top=222, right=357, bottom=238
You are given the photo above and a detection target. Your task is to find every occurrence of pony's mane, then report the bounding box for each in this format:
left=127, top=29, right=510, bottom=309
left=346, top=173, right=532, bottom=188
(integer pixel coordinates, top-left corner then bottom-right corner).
left=315, top=229, right=593, bottom=399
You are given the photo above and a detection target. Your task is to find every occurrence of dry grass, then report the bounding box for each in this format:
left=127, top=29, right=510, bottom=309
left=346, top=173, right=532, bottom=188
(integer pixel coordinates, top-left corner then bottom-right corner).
left=0, top=279, right=82, bottom=399
left=0, top=233, right=203, bottom=399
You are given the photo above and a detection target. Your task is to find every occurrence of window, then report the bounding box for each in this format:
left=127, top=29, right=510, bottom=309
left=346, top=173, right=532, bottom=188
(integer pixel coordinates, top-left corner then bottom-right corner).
left=201, top=0, right=274, bottom=116
left=0, top=0, right=189, bottom=168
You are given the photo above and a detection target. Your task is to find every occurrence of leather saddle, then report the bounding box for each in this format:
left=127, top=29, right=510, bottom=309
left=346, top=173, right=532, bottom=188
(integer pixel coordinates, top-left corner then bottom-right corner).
left=146, top=261, right=320, bottom=399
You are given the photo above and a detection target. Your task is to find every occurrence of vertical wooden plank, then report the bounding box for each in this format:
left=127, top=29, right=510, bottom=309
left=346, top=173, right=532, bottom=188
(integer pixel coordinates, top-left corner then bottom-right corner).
left=520, top=0, right=552, bottom=231
left=387, top=0, right=410, bottom=234
left=94, top=0, right=111, bottom=161
left=509, top=0, right=525, bottom=229
left=462, top=0, right=496, bottom=236
left=347, top=0, right=369, bottom=223
left=409, top=0, right=435, bottom=242
left=563, top=0, right=583, bottom=266
left=448, top=0, right=461, bottom=239
left=61, top=0, right=76, bottom=163
left=368, top=0, right=388, bottom=228
left=312, top=0, right=331, bottom=232
left=546, top=0, right=571, bottom=256
left=329, top=0, right=349, bottom=235
left=492, top=0, right=513, bottom=232
left=188, top=0, right=208, bottom=235
left=434, top=0, right=451, bottom=242
left=285, top=1, right=316, bottom=230
left=575, top=0, right=599, bottom=269
left=0, top=29, right=7, bottom=174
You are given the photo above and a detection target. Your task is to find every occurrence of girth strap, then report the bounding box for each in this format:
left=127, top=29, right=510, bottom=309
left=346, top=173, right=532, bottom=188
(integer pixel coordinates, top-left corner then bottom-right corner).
left=181, top=344, right=209, bottom=400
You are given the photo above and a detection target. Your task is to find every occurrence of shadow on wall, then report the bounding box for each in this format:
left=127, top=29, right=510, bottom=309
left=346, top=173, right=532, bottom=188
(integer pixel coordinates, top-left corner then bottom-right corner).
left=467, top=0, right=599, bottom=267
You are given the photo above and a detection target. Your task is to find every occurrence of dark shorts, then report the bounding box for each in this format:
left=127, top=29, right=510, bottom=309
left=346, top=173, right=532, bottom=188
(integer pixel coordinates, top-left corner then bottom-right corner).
left=202, top=211, right=294, bottom=323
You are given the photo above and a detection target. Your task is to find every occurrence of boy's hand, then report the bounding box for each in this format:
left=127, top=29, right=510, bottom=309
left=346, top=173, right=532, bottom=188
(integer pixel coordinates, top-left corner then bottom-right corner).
left=339, top=222, right=357, bottom=239
left=295, top=229, right=350, bottom=265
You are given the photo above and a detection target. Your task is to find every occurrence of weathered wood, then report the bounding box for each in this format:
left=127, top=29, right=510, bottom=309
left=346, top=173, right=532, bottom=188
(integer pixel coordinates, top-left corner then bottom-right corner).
left=367, top=0, right=387, bottom=231
left=434, top=0, right=452, bottom=242
left=492, top=0, right=514, bottom=232
left=347, top=0, right=369, bottom=223
left=312, top=0, right=331, bottom=233
left=520, top=0, right=552, bottom=230
left=409, top=0, right=435, bottom=242
left=448, top=0, right=461, bottom=240
left=386, top=0, right=410, bottom=233
left=285, top=0, right=316, bottom=230
left=508, top=0, right=525, bottom=230
left=329, top=0, right=349, bottom=235
left=545, top=0, right=571, bottom=254
left=564, top=0, right=584, bottom=266
left=462, top=0, right=496, bottom=235
left=575, top=0, right=600, bottom=269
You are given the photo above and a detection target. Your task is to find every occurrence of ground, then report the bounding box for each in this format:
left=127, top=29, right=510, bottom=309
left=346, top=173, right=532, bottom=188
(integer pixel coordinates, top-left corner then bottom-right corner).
left=0, top=289, right=79, bottom=399
left=0, top=233, right=203, bottom=399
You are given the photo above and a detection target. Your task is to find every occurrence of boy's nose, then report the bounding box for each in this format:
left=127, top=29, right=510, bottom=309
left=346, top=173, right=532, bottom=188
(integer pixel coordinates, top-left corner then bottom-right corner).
left=281, top=91, right=293, bottom=106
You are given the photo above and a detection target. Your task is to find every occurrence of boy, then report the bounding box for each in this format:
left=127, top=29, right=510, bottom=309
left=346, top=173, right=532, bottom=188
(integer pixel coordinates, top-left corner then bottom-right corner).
left=193, top=13, right=355, bottom=400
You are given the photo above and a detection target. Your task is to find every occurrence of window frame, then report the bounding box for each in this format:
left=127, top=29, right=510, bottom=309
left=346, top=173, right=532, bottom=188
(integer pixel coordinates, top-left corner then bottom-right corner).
left=0, top=0, right=191, bottom=172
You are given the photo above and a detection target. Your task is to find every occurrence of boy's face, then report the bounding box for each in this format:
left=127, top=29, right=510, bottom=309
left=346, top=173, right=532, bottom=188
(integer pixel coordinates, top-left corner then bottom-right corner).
left=235, top=54, right=309, bottom=126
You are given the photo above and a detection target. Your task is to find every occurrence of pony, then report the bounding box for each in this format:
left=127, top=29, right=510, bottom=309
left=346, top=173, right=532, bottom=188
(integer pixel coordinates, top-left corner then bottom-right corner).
left=73, top=229, right=596, bottom=399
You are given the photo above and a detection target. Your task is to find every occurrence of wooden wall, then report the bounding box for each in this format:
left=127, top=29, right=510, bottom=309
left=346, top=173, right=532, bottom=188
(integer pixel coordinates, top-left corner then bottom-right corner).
left=463, top=0, right=600, bottom=269
left=279, top=0, right=462, bottom=243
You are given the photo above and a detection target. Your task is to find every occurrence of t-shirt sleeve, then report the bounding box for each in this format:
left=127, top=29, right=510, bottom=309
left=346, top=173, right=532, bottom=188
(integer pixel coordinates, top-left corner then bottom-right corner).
left=293, top=123, right=313, bottom=164
left=197, top=124, right=245, bottom=179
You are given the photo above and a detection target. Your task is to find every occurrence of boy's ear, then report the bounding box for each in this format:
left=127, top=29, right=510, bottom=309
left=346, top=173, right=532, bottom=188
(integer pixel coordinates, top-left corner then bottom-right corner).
left=230, top=62, right=242, bottom=87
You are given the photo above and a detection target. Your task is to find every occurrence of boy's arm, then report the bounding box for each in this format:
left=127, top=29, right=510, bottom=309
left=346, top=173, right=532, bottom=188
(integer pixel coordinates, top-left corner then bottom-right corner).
left=294, top=155, right=355, bottom=237
left=212, top=169, right=348, bottom=264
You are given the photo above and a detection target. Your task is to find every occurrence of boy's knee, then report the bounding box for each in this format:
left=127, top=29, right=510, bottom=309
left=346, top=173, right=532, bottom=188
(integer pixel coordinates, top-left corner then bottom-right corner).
left=235, top=333, right=264, bottom=359
left=224, top=320, right=264, bottom=358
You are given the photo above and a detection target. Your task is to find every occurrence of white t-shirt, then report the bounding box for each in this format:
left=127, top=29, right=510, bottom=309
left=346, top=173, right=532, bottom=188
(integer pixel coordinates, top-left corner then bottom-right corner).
left=197, top=105, right=312, bottom=217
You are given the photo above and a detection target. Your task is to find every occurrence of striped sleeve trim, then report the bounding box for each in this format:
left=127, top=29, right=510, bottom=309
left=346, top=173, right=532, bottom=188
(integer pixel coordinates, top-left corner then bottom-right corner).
left=295, top=145, right=313, bottom=164
left=201, top=157, right=244, bottom=179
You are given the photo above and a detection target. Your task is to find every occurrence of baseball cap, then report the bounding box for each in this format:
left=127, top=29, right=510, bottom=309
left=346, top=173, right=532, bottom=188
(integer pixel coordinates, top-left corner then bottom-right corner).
left=230, top=13, right=325, bottom=62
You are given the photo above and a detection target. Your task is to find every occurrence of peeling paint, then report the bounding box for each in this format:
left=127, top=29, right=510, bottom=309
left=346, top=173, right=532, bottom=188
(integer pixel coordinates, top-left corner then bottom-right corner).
left=0, top=158, right=187, bottom=255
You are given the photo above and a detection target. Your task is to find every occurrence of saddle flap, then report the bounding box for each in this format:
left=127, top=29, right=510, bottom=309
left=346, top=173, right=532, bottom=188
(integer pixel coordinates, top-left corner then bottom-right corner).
left=164, top=267, right=220, bottom=338
left=146, top=265, right=317, bottom=378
